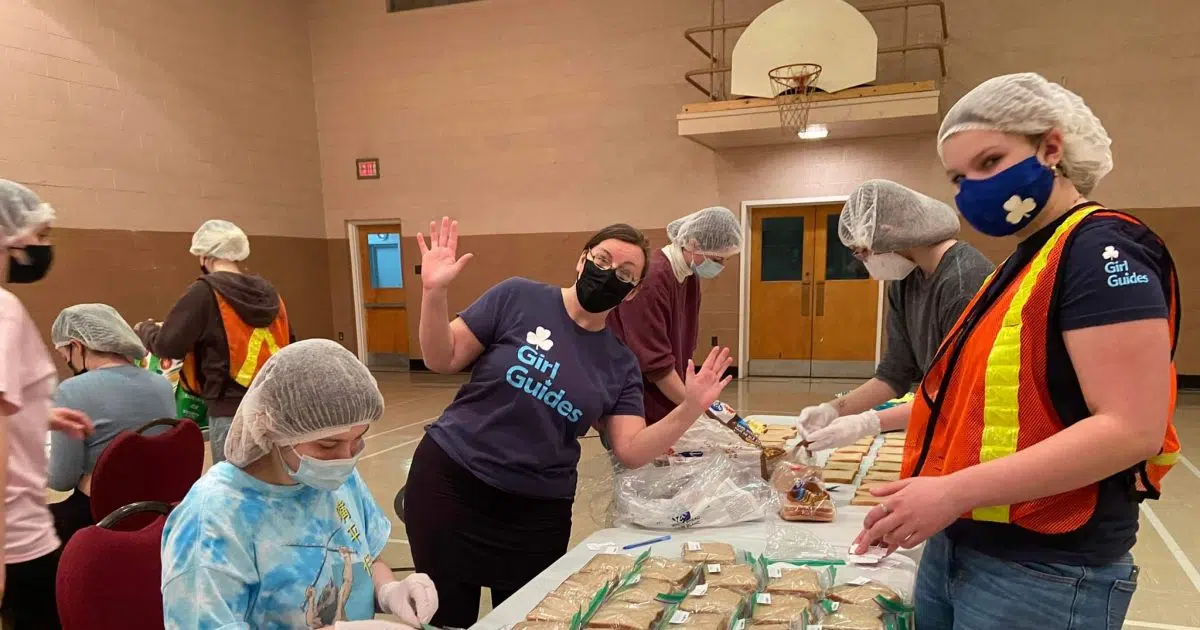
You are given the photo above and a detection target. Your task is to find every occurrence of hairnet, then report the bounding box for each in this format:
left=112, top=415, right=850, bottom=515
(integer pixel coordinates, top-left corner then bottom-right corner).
left=0, top=180, right=55, bottom=247
left=51, top=304, right=147, bottom=360
left=938, top=73, right=1112, bottom=195
left=839, top=180, right=960, bottom=252
left=667, top=207, right=743, bottom=256
left=224, top=339, right=385, bottom=466
left=190, top=219, right=250, bottom=262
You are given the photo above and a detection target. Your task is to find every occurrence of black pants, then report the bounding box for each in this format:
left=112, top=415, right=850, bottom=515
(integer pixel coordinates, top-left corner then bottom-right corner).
left=50, top=490, right=94, bottom=546
left=1, top=548, right=62, bottom=630
left=405, top=436, right=573, bottom=629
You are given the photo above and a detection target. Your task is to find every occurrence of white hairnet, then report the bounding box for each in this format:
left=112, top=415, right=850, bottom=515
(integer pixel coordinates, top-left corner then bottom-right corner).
left=51, top=304, right=147, bottom=360
left=839, top=180, right=960, bottom=252
left=938, top=73, right=1112, bottom=195
left=667, top=207, right=743, bottom=256
left=0, top=180, right=55, bottom=247
left=190, top=219, right=250, bottom=262
left=224, top=339, right=385, bottom=466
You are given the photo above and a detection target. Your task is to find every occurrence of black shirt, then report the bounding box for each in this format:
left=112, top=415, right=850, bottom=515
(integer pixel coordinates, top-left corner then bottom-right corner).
left=943, top=206, right=1173, bottom=565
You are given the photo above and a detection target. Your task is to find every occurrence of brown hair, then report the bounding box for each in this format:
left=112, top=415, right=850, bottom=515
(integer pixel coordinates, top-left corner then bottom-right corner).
left=583, top=223, right=652, bottom=282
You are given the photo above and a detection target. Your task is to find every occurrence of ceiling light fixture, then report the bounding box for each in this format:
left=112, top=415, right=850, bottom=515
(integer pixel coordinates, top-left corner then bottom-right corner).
left=796, top=124, right=829, bottom=140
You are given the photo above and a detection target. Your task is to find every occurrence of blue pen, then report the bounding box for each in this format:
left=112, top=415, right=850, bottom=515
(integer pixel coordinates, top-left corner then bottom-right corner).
left=622, top=535, right=671, bottom=550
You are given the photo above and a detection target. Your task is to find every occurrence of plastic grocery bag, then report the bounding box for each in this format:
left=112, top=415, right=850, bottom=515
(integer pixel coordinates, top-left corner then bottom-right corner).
left=612, top=454, right=777, bottom=530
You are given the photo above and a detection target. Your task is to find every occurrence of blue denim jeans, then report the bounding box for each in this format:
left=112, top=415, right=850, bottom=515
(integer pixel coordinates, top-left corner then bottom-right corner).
left=915, top=532, right=1138, bottom=630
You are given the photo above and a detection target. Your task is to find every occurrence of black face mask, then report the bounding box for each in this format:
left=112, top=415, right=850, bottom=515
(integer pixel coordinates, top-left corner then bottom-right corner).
left=575, top=259, right=635, bottom=313
left=7, top=244, right=53, bottom=284
left=67, top=345, right=88, bottom=377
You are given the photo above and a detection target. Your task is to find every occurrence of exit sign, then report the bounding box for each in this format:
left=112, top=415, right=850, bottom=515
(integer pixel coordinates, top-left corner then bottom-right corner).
left=356, top=158, right=380, bottom=179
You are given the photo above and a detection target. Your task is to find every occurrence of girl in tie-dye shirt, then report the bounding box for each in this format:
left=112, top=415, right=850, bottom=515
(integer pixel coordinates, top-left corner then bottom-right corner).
left=160, top=340, right=438, bottom=630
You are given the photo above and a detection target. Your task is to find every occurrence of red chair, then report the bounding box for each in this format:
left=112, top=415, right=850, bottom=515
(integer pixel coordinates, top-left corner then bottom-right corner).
left=57, top=502, right=172, bottom=630
left=90, top=419, right=204, bottom=530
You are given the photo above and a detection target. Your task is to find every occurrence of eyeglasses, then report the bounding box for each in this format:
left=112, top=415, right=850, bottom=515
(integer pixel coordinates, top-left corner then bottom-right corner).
left=589, top=249, right=639, bottom=286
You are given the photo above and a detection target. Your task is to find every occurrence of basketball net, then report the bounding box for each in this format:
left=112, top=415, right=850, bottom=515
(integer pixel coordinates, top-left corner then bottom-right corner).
left=768, top=63, right=823, bottom=135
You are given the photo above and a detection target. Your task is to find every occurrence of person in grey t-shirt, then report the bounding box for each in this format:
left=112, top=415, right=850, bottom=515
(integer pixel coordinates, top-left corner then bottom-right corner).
left=47, top=304, right=176, bottom=541
left=798, top=180, right=995, bottom=450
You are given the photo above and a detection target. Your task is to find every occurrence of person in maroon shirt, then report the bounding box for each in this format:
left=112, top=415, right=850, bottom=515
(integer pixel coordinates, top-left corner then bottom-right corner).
left=609, top=207, right=743, bottom=428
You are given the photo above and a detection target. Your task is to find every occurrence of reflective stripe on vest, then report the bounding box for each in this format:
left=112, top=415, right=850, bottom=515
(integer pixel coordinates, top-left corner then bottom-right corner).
left=972, top=207, right=1101, bottom=523
left=236, top=328, right=282, bottom=387
left=213, top=291, right=290, bottom=390
left=1149, top=451, right=1178, bottom=466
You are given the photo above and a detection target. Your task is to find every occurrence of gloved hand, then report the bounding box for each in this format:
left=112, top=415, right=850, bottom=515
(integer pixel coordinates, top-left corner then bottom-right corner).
left=378, top=574, right=438, bottom=628
left=806, top=410, right=881, bottom=452
left=797, top=402, right=839, bottom=436
left=334, top=621, right=416, bottom=630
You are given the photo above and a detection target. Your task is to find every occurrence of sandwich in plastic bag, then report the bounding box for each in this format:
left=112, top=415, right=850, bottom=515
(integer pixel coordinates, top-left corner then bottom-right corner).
left=770, top=452, right=835, bottom=523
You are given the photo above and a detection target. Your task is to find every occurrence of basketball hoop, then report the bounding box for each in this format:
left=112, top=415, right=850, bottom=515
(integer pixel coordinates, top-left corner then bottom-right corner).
left=768, top=63, right=823, bottom=136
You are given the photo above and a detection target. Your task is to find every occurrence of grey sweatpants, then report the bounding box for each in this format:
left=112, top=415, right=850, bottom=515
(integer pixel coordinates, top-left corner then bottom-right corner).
left=208, top=415, right=234, bottom=464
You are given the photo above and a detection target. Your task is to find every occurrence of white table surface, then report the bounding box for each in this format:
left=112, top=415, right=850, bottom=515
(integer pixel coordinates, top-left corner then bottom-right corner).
left=473, top=519, right=920, bottom=630
left=470, top=415, right=917, bottom=630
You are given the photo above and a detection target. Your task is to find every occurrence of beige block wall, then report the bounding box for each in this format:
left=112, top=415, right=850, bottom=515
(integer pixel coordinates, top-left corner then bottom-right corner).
left=1, top=0, right=325, bottom=237
left=1, top=0, right=335, bottom=341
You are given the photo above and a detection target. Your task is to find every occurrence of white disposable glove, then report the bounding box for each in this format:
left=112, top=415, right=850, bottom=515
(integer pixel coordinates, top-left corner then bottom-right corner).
left=806, top=410, right=881, bottom=452
left=335, top=621, right=416, bottom=630
left=797, top=402, right=839, bottom=436
left=378, top=574, right=438, bottom=628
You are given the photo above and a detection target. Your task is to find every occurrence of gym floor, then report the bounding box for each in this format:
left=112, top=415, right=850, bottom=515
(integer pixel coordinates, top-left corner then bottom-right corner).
left=196, top=372, right=1200, bottom=628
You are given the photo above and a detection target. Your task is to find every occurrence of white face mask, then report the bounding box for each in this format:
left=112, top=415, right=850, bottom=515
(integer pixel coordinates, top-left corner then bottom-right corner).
left=281, top=446, right=362, bottom=491
left=863, top=253, right=917, bottom=281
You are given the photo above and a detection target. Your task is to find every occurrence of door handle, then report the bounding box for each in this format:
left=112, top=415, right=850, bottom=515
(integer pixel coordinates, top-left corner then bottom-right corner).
left=801, top=281, right=811, bottom=316
left=816, top=281, right=826, bottom=316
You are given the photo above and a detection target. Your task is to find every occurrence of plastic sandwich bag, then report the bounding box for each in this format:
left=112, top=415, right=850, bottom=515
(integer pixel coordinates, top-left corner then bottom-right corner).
left=612, top=454, right=777, bottom=530
left=763, top=519, right=842, bottom=562
left=668, top=402, right=789, bottom=481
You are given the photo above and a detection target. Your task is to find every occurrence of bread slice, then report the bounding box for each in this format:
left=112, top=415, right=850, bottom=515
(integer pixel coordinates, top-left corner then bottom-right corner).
left=822, top=469, right=858, bottom=484
left=850, top=494, right=884, bottom=507
left=863, top=470, right=900, bottom=482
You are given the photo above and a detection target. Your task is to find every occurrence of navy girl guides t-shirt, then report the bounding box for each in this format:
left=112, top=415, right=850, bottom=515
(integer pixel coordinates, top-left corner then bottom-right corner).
left=426, top=277, right=645, bottom=500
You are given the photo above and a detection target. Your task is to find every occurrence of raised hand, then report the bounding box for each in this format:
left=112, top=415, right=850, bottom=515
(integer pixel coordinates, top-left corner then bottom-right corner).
left=683, top=346, right=734, bottom=412
left=417, top=217, right=473, bottom=292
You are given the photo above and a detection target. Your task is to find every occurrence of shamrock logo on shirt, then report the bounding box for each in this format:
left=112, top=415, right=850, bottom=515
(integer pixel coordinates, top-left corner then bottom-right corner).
left=1003, top=195, right=1037, bottom=224
left=526, top=326, right=554, bottom=351
left=1102, top=246, right=1120, bottom=260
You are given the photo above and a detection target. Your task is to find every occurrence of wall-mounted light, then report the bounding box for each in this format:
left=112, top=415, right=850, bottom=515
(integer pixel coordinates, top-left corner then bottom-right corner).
left=796, top=124, right=829, bottom=140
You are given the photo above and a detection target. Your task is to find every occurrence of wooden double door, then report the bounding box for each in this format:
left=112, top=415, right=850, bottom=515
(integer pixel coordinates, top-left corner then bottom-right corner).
left=748, top=204, right=880, bottom=378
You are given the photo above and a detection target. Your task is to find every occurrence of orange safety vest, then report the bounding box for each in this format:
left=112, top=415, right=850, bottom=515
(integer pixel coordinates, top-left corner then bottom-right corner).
left=902, top=205, right=1181, bottom=535
left=179, top=291, right=291, bottom=396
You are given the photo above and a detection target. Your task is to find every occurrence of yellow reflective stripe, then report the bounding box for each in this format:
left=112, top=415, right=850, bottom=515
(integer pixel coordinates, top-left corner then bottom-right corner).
left=973, top=207, right=1102, bottom=523
left=1149, top=451, right=1179, bottom=466
left=235, top=328, right=281, bottom=387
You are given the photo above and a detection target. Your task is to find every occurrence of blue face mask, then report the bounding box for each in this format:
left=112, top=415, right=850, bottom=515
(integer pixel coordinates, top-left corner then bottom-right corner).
left=694, top=257, right=725, bottom=279
left=955, top=155, right=1056, bottom=237
left=283, top=446, right=361, bottom=491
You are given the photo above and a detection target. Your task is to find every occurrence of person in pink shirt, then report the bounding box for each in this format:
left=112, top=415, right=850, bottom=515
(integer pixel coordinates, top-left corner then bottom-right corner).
left=0, top=180, right=92, bottom=629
